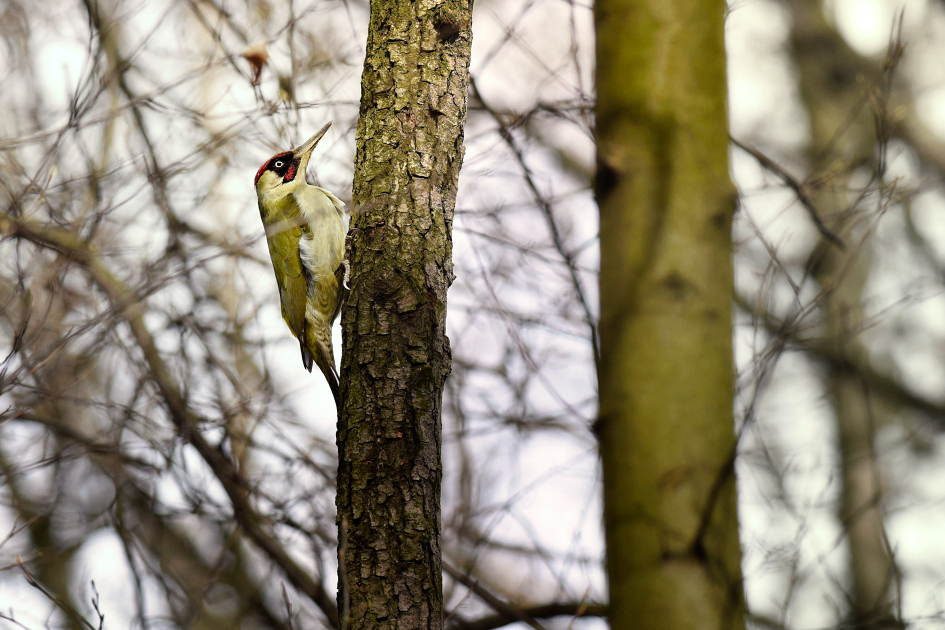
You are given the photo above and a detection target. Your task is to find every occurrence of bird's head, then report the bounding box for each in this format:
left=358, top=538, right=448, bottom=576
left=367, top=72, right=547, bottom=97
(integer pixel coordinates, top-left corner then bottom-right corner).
left=254, top=122, right=331, bottom=203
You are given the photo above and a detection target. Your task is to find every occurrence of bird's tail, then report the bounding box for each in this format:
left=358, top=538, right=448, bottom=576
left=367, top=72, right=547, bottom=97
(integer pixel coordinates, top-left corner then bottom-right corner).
left=303, top=314, right=340, bottom=408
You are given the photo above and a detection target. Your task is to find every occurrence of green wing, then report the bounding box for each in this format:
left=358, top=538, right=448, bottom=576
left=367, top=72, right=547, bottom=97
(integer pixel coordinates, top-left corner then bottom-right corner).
left=261, top=201, right=307, bottom=339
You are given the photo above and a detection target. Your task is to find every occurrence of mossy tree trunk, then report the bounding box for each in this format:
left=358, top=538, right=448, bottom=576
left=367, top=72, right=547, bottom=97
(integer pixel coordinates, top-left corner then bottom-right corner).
left=337, top=1, right=472, bottom=629
left=594, top=1, right=745, bottom=628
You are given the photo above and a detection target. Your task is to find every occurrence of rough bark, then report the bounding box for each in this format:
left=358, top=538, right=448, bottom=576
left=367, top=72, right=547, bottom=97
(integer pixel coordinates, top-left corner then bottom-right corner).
left=595, top=1, right=745, bottom=628
left=337, top=1, right=472, bottom=628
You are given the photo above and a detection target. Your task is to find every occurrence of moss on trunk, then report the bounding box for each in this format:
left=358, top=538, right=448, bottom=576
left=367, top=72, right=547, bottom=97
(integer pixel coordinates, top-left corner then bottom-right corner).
left=337, top=1, right=472, bottom=628
left=595, top=1, right=745, bottom=628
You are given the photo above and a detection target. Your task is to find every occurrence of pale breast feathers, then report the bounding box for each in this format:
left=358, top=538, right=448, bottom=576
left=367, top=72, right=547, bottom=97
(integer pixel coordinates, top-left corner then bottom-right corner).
left=295, top=187, right=347, bottom=280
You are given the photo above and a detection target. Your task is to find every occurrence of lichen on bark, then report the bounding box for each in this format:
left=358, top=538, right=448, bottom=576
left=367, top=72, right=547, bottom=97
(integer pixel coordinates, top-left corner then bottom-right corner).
left=337, top=1, right=472, bottom=628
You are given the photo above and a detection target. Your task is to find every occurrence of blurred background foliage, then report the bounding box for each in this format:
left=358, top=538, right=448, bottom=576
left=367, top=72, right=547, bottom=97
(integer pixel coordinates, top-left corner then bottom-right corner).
left=2, top=0, right=945, bottom=628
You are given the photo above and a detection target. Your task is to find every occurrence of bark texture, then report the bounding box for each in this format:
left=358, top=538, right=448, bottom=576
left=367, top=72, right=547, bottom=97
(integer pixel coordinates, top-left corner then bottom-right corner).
left=337, top=1, right=472, bottom=628
left=595, top=1, right=745, bottom=628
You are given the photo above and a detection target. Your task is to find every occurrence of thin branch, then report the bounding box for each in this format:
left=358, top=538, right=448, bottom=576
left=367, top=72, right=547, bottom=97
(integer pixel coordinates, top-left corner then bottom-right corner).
left=444, top=561, right=547, bottom=630
left=731, top=137, right=846, bottom=250
left=449, top=599, right=606, bottom=630
left=735, top=291, right=945, bottom=426
left=470, top=75, right=601, bottom=370
left=0, top=214, right=340, bottom=628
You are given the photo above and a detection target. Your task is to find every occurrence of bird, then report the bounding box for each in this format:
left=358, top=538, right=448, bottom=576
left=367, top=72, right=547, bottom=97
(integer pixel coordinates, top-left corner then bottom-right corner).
left=254, top=123, right=348, bottom=407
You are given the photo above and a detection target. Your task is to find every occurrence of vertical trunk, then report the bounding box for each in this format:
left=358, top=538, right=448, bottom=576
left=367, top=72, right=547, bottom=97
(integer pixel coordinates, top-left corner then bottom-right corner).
left=337, top=1, right=472, bottom=628
left=4, top=264, right=94, bottom=630
left=595, top=1, right=745, bottom=628
left=786, top=1, right=902, bottom=625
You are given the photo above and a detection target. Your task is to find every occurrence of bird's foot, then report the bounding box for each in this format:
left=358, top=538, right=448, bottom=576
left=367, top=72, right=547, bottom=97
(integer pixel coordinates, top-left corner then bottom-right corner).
left=337, top=259, right=351, bottom=290
left=339, top=222, right=385, bottom=290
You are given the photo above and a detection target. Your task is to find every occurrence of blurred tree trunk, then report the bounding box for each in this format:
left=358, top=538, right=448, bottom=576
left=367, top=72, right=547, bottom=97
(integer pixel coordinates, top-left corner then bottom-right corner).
left=595, top=1, right=745, bottom=628
left=786, top=1, right=903, bottom=626
left=2, top=265, right=93, bottom=630
left=337, top=1, right=472, bottom=628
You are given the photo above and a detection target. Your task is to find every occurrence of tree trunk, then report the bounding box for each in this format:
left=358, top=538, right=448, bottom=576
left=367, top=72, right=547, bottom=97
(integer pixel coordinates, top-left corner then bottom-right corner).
left=786, top=1, right=902, bottom=625
left=337, top=1, right=473, bottom=628
left=595, top=1, right=745, bottom=628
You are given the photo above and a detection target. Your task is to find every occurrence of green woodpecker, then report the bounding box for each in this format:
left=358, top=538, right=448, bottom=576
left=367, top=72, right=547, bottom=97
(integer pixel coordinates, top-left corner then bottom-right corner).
left=254, top=123, right=348, bottom=406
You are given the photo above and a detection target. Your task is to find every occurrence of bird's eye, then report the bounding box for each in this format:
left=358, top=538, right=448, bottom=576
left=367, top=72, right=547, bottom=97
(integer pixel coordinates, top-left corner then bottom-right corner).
left=274, top=160, right=284, bottom=168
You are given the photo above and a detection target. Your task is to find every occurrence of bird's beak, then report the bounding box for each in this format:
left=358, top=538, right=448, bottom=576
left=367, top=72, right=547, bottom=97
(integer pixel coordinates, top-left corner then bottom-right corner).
left=293, top=122, right=331, bottom=174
